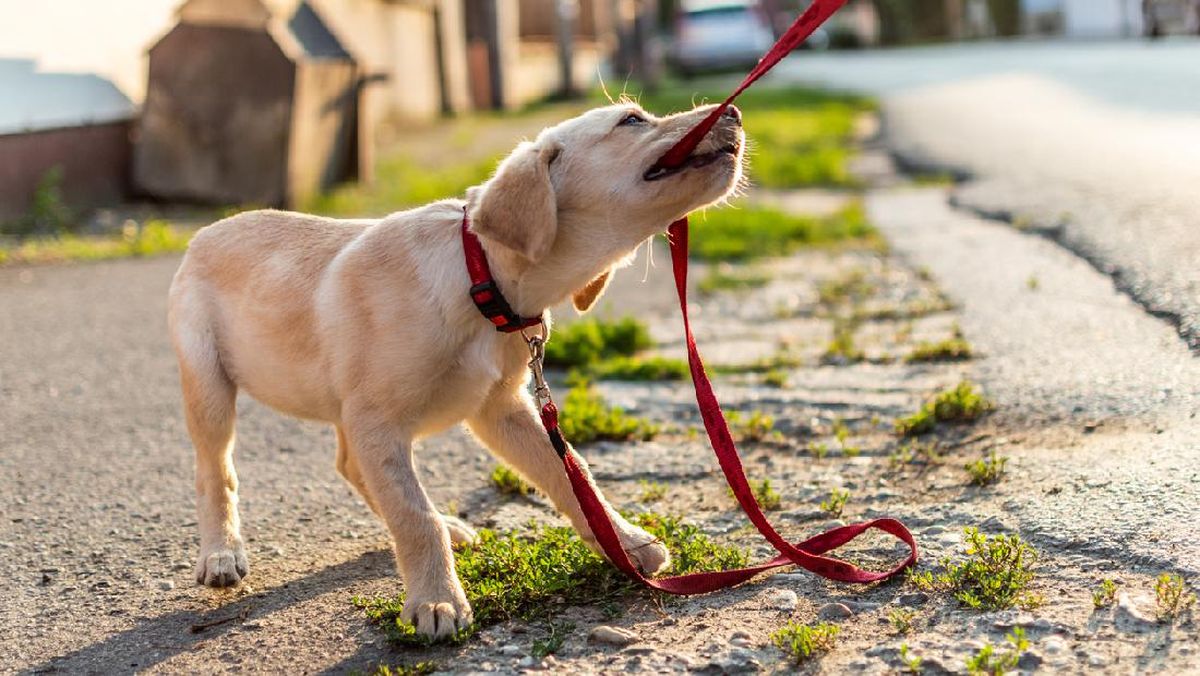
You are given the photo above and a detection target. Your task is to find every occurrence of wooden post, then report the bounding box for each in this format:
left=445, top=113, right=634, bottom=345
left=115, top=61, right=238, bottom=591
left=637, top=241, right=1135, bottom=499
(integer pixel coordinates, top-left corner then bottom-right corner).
left=555, top=0, right=578, bottom=97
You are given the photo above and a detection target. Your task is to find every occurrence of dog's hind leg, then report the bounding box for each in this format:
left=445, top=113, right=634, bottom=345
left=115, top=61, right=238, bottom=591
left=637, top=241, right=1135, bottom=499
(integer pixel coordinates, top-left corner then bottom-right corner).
left=467, top=382, right=671, bottom=575
left=336, top=426, right=476, bottom=545
left=174, top=325, right=248, bottom=587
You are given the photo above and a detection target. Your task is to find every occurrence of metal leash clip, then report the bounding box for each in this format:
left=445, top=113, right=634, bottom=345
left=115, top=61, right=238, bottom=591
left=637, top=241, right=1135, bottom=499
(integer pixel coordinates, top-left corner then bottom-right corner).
left=521, top=323, right=553, bottom=408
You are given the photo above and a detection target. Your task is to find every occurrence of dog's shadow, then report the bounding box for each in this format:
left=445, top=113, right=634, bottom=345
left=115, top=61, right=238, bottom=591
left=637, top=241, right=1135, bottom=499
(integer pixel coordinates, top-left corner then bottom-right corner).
left=25, top=550, right=398, bottom=675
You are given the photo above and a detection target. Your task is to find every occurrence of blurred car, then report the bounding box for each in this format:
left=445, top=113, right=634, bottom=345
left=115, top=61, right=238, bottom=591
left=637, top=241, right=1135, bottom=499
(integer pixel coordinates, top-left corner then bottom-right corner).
left=669, top=0, right=776, bottom=76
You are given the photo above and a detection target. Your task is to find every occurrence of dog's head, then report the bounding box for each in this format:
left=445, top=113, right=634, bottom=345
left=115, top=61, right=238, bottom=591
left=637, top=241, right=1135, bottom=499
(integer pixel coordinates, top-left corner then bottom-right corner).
left=468, top=102, right=745, bottom=312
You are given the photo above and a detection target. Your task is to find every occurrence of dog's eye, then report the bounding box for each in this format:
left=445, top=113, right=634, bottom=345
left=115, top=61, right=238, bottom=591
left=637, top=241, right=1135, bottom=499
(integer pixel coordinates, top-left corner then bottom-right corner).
left=617, top=113, right=646, bottom=127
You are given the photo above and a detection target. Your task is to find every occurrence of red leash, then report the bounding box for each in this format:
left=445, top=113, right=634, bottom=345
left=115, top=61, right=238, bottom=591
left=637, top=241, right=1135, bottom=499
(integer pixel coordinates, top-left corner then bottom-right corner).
left=468, top=0, right=918, bottom=592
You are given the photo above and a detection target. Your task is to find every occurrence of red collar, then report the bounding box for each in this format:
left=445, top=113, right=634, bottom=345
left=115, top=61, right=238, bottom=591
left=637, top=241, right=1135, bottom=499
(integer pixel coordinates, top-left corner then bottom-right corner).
left=461, top=208, right=544, bottom=333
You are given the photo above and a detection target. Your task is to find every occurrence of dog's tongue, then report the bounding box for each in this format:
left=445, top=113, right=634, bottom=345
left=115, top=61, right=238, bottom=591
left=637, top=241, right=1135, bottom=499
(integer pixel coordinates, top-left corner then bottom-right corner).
left=648, top=0, right=849, bottom=174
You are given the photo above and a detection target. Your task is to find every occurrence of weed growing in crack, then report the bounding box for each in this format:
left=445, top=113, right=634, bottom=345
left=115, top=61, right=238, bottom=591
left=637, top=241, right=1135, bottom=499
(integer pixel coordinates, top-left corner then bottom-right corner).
left=906, top=337, right=973, bottom=363
left=725, top=410, right=775, bottom=442
left=965, top=451, right=1009, bottom=486
left=638, top=480, right=668, bottom=503
left=808, top=441, right=830, bottom=459
left=820, top=488, right=850, bottom=518
left=762, top=368, right=788, bottom=388
left=367, top=661, right=439, bottom=676
left=544, top=317, right=653, bottom=369
left=1154, top=573, right=1196, bottom=621
left=899, top=643, right=922, bottom=674
left=888, top=608, right=917, bottom=634
left=822, top=317, right=865, bottom=364
left=907, top=528, right=1040, bottom=611
left=965, top=628, right=1029, bottom=675
left=531, top=620, right=575, bottom=658
left=728, top=478, right=782, bottom=511
left=889, top=440, right=942, bottom=469
left=490, top=465, right=534, bottom=497
left=771, top=622, right=840, bottom=663
left=1092, top=579, right=1118, bottom=609
left=818, top=267, right=875, bottom=307
left=356, top=514, right=746, bottom=646
left=895, top=381, right=992, bottom=437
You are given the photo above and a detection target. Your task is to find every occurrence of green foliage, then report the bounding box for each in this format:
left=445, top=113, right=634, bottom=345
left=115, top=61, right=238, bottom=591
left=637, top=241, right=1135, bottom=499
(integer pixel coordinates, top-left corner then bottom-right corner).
left=728, top=478, right=782, bottom=511
left=308, top=155, right=499, bottom=216
left=558, top=380, right=659, bottom=445
left=357, top=514, right=746, bottom=646
left=2, top=167, right=74, bottom=237
left=490, top=464, right=533, bottom=497
left=965, top=452, right=1009, bottom=486
left=367, top=661, right=438, bottom=676
left=889, top=440, right=942, bottom=469
left=1154, top=573, right=1196, bottom=621
left=761, top=369, right=788, bottom=388
left=724, top=410, right=775, bottom=442
left=895, top=381, right=993, bottom=437
left=899, top=643, right=923, bottom=674
left=820, top=488, right=850, bottom=518
left=908, top=528, right=1040, bottom=611
left=699, top=263, right=772, bottom=294
left=818, top=268, right=875, bottom=307
left=822, top=318, right=864, bottom=364
left=1092, top=578, right=1118, bottom=609
left=0, top=219, right=193, bottom=265
left=906, top=338, right=973, bottom=363
left=771, top=621, right=840, bottom=663
left=965, top=628, right=1029, bottom=675
left=544, top=317, right=653, bottom=368
left=531, top=620, right=575, bottom=658
left=808, top=441, right=830, bottom=459
left=589, top=355, right=689, bottom=382
left=688, top=202, right=878, bottom=262
left=638, top=480, right=668, bottom=503
left=889, top=608, right=917, bottom=634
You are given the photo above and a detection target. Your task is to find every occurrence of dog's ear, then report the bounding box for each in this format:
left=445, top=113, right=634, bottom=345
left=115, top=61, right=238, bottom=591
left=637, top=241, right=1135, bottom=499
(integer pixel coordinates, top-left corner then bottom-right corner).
left=470, top=141, right=560, bottom=263
left=572, top=269, right=613, bottom=313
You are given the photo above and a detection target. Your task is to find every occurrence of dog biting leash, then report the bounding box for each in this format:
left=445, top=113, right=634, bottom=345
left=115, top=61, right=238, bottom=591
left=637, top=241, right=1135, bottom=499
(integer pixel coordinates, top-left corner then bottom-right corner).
left=465, top=0, right=917, bottom=592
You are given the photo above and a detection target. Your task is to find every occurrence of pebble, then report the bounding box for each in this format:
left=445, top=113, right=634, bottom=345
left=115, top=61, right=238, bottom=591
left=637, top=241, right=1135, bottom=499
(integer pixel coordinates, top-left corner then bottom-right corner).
left=1042, top=635, right=1068, bottom=655
left=817, top=602, right=853, bottom=621
left=898, top=592, right=929, bottom=607
left=158, top=580, right=175, bottom=591
left=764, top=588, right=798, bottom=612
left=498, top=644, right=523, bottom=656
left=704, top=648, right=761, bottom=674
left=728, top=630, right=753, bottom=647
left=588, top=625, right=637, bottom=647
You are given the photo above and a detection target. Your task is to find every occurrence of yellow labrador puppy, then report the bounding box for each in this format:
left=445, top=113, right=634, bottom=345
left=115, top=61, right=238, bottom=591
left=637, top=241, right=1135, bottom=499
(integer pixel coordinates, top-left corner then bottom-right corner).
left=167, top=102, right=744, bottom=638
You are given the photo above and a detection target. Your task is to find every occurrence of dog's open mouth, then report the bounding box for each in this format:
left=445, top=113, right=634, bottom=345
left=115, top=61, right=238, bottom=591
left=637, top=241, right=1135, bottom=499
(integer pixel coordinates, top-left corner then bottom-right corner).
left=643, top=143, right=739, bottom=181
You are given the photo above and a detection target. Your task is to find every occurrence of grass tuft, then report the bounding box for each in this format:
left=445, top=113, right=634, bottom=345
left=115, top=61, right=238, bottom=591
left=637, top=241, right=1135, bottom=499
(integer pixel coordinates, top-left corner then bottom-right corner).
left=357, top=514, right=747, bottom=646
left=728, top=478, right=782, bottom=511
left=888, top=439, right=942, bottom=469
left=490, top=464, right=534, bottom=497
left=0, top=219, right=193, bottom=266
left=965, top=628, right=1029, bottom=675
left=888, top=608, right=917, bottom=634
left=1154, top=573, right=1196, bottom=621
left=822, top=318, right=864, bottom=364
left=1092, top=578, right=1118, bottom=609
left=906, top=337, right=973, bottom=363
left=724, top=410, right=775, bottom=442
left=589, top=355, right=689, bottom=382
left=965, top=452, right=1009, bottom=486
left=637, top=480, right=668, bottom=503
left=688, top=202, right=878, bottom=262
left=895, top=381, right=992, bottom=437
left=771, top=621, right=840, bottom=663
left=699, top=263, right=771, bottom=294
left=908, top=528, right=1040, bottom=611
left=544, top=317, right=653, bottom=369
left=558, top=380, right=659, bottom=445
left=820, top=488, right=850, bottom=518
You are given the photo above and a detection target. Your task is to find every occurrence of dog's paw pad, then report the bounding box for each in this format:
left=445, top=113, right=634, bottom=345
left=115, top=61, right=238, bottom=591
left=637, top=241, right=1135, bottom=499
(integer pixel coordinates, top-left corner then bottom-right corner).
left=402, top=592, right=473, bottom=639
left=195, top=547, right=248, bottom=587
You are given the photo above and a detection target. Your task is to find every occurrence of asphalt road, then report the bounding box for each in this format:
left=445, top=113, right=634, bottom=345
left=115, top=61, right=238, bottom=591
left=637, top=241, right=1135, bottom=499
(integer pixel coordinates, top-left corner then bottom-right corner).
left=779, top=39, right=1200, bottom=349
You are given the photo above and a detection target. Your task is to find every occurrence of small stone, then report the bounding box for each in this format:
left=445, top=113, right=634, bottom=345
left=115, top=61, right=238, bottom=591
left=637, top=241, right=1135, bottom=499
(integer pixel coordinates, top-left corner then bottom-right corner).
left=158, top=579, right=175, bottom=591
left=764, top=588, right=798, bottom=612
left=40, top=573, right=52, bottom=586
left=588, top=625, right=637, bottom=647
left=498, top=644, right=523, bottom=656
left=923, top=525, right=946, bottom=535
left=1042, top=635, right=1067, bottom=655
left=728, top=630, right=753, bottom=647
left=517, top=656, right=535, bottom=668
left=817, top=602, right=853, bottom=621
left=898, top=592, right=929, bottom=607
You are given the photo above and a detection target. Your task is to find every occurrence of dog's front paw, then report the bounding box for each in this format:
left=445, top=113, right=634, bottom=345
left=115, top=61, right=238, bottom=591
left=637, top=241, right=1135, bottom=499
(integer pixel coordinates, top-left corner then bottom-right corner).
left=402, top=580, right=473, bottom=639
left=619, top=524, right=671, bottom=576
left=195, top=544, right=248, bottom=587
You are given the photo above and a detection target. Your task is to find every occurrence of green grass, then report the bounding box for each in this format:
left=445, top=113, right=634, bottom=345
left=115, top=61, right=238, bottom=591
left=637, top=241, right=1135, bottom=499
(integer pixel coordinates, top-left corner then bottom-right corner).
left=1092, top=579, right=1118, bottom=609
left=899, top=643, right=923, bottom=674
left=531, top=620, right=574, bottom=658
left=1154, top=573, right=1196, bottom=621
left=589, top=355, right=689, bottom=382
left=724, top=410, right=775, bottom=442
left=908, top=528, right=1040, bottom=611
left=698, top=263, right=772, bottom=294
left=906, top=337, right=973, bottom=363
left=0, top=220, right=193, bottom=266
left=888, top=439, right=942, bottom=469
left=366, top=662, right=439, bottom=676
left=544, top=317, right=653, bottom=369
left=308, top=155, right=499, bottom=217
left=356, top=514, right=746, bottom=646
left=688, top=201, right=878, bottom=262
left=490, top=465, right=534, bottom=497
left=818, top=268, right=875, bottom=307
left=895, top=381, right=993, bottom=437
left=632, top=85, right=874, bottom=189
left=761, top=369, right=788, bottom=388
left=770, top=621, right=841, bottom=664
left=888, top=608, right=917, bottom=634
left=965, top=628, right=1029, bottom=676
left=637, top=480, right=668, bottom=503
left=728, top=478, right=782, bottom=511
left=820, top=488, right=850, bottom=518
left=558, top=380, right=659, bottom=445
left=822, top=318, right=865, bottom=364
left=965, top=451, right=1009, bottom=486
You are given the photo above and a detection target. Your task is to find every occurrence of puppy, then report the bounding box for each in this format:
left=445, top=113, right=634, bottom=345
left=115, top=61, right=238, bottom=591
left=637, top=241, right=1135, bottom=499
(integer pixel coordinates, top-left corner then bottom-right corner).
left=167, top=101, right=745, bottom=638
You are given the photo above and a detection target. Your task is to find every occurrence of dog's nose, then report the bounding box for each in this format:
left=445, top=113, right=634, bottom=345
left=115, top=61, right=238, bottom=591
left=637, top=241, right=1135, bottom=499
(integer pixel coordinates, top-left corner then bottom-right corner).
left=721, top=105, right=742, bottom=125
